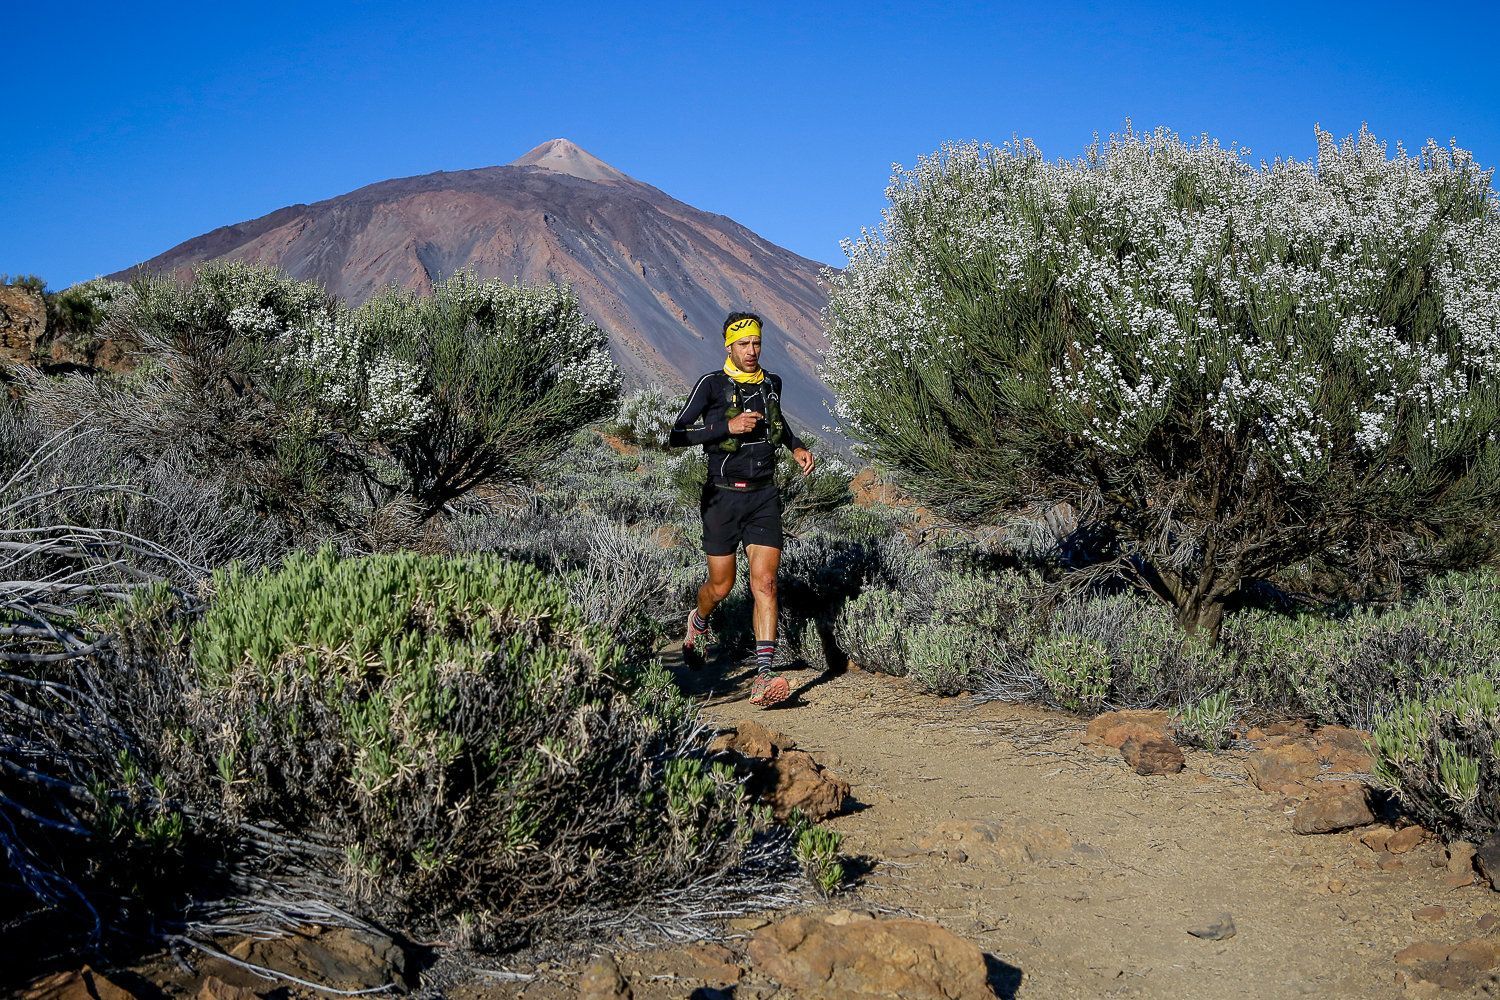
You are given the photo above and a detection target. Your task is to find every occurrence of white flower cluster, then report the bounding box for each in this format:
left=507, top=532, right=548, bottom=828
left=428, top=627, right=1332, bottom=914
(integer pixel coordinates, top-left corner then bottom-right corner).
left=433, top=271, right=618, bottom=404
left=274, top=313, right=430, bottom=436
left=824, top=124, right=1500, bottom=478
left=227, top=304, right=280, bottom=337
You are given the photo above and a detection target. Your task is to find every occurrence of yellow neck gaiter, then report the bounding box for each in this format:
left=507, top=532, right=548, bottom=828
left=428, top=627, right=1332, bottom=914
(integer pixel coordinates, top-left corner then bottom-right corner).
left=724, top=356, right=765, bottom=384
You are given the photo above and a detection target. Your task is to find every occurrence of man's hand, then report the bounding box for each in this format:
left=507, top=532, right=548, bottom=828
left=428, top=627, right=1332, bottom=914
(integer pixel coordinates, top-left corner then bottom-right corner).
left=792, top=447, right=815, bottom=476
left=727, top=411, right=764, bottom=435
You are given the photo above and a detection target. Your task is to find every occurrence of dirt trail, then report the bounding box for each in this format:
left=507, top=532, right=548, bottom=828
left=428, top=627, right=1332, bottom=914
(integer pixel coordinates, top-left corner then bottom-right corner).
left=680, top=658, right=1495, bottom=999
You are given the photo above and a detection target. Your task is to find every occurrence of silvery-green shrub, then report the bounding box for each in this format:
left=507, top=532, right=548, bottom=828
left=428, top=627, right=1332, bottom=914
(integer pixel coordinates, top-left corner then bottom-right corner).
left=1372, top=674, right=1500, bottom=840
left=1173, top=692, right=1237, bottom=749
left=180, top=548, right=751, bottom=942
left=1223, top=569, right=1500, bottom=726
left=1029, top=632, right=1112, bottom=712
left=360, top=271, right=619, bottom=515
left=833, top=587, right=909, bottom=675
left=825, top=125, right=1500, bottom=639
left=614, top=387, right=681, bottom=449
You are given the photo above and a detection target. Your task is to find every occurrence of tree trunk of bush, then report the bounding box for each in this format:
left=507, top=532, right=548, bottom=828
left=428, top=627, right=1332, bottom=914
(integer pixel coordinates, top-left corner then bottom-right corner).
left=1176, top=598, right=1225, bottom=644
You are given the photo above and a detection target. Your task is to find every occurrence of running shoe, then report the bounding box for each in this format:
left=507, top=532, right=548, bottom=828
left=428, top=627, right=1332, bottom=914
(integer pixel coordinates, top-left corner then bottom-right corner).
left=748, top=672, right=791, bottom=707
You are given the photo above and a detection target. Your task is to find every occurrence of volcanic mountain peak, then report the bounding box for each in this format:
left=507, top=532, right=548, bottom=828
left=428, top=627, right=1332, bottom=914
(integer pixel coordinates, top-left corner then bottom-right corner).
left=112, top=139, right=837, bottom=438
left=509, top=138, right=633, bottom=184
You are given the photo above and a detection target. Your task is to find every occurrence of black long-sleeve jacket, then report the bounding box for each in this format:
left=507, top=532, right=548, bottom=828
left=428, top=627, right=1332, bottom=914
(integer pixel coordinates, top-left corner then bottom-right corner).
left=668, top=371, right=807, bottom=486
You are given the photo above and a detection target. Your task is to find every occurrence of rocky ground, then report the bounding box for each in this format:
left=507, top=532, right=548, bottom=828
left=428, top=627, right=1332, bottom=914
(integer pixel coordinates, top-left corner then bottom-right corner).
left=20, top=657, right=1500, bottom=999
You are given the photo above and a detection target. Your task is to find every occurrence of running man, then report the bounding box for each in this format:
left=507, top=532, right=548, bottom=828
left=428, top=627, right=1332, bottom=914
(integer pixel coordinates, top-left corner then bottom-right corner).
left=669, top=312, right=815, bottom=707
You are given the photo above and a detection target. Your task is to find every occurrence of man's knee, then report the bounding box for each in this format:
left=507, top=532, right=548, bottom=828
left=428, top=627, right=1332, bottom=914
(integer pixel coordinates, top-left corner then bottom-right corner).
left=704, top=569, right=735, bottom=602
left=749, top=572, right=777, bottom=602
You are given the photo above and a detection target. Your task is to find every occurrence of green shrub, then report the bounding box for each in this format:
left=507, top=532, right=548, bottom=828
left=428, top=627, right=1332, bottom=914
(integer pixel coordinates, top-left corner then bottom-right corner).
left=17, top=262, right=388, bottom=532
left=183, top=548, right=752, bottom=943
left=359, top=272, right=619, bottom=516
left=49, top=279, right=126, bottom=349
left=1224, top=570, right=1500, bottom=726
left=825, top=125, right=1500, bottom=638
left=833, top=587, right=908, bottom=675
left=1, top=273, right=47, bottom=291
left=21, top=265, right=618, bottom=535
left=1174, top=692, right=1236, bottom=749
left=1029, top=632, right=1112, bottom=712
left=1372, top=674, right=1500, bottom=841
left=793, top=825, right=846, bottom=898
left=904, top=622, right=979, bottom=695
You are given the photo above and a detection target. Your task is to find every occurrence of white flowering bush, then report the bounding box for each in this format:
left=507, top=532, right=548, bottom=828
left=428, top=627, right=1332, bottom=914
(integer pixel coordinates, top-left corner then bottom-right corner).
left=20, top=263, right=618, bottom=533
left=613, top=387, right=681, bottom=448
left=359, top=272, right=619, bottom=515
left=825, top=125, right=1500, bottom=637
left=18, top=262, right=366, bottom=529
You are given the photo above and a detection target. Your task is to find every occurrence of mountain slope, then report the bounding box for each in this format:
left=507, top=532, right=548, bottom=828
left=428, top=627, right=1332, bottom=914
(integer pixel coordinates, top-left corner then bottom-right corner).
left=112, top=140, right=837, bottom=436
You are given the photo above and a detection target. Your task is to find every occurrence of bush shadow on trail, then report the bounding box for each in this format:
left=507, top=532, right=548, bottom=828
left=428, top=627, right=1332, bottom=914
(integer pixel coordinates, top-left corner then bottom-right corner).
left=985, top=953, right=1024, bottom=999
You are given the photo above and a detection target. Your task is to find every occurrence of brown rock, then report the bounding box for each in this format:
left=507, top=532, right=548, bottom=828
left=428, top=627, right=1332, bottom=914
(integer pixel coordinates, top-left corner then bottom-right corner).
left=22, top=967, right=141, bottom=1000
left=713, top=720, right=797, bottom=759
left=1448, top=840, right=1479, bottom=874
left=1292, top=783, right=1374, bottom=835
left=1120, top=735, right=1185, bottom=775
left=1479, top=914, right=1500, bottom=932
left=1245, top=720, right=1313, bottom=741
left=1312, top=726, right=1373, bottom=773
left=850, top=467, right=905, bottom=509
left=1379, top=852, right=1406, bottom=871
left=578, top=955, right=631, bottom=1000
left=1395, top=941, right=1451, bottom=965
left=1248, top=743, right=1322, bottom=794
left=1360, top=826, right=1396, bottom=852
left=759, top=749, right=849, bottom=821
left=1446, top=935, right=1500, bottom=969
left=0, top=284, right=48, bottom=364
left=1445, top=872, right=1477, bottom=889
left=675, top=943, right=743, bottom=986
left=917, top=818, right=1076, bottom=864
left=1313, top=724, right=1369, bottom=751
left=1413, top=906, right=1448, bottom=923
left=1388, top=826, right=1431, bottom=854
left=194, top=978, right=262, bottom=1000
left=1085, top=709, right=1172, bottom=749
left=747, top=912, right=993, bottom=999
left=227, top=925, right=412, bottom=991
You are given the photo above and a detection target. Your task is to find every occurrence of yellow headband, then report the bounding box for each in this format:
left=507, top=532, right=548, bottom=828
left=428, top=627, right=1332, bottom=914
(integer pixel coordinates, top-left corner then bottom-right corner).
left=724, top=317, right=762, bottom=347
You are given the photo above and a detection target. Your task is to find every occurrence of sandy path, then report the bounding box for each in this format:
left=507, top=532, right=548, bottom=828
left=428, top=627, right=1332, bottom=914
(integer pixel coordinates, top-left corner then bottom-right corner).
left=686, top=659, right=1494, bottom=999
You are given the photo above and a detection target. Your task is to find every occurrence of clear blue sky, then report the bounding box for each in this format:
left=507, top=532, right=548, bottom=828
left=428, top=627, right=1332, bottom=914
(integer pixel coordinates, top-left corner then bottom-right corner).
left=4, top=0, right=1497, bottom=287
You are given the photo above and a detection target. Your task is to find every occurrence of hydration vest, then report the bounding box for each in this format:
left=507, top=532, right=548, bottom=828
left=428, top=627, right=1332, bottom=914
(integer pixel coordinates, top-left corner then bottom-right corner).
left=718, top=379, right=786, bottom=452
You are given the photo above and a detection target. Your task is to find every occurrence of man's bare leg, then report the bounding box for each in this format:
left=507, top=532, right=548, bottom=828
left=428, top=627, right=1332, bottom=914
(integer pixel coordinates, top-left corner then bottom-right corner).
left=684, top=554, right=736, bottom=662
left=746, top=543, right=780, bottom=643
left=746, top=543, right=789, bottom=706
left=698, top=554, right=737, bottom=620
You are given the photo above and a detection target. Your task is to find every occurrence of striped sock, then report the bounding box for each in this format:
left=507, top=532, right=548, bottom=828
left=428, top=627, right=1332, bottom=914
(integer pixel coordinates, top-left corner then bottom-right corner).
left=691, top=609, right=710, bottom=634
left=755, top=640, right=776, bottom=673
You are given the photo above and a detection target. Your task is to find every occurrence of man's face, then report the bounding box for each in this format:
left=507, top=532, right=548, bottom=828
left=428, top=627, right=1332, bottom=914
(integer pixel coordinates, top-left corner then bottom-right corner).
left=729, top=334, right=761, bottom=371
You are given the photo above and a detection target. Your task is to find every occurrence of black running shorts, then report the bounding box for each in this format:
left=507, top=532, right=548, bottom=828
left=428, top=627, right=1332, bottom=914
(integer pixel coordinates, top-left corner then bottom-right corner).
left=700, top=483, right=783, bottom=555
